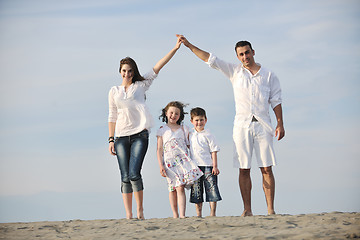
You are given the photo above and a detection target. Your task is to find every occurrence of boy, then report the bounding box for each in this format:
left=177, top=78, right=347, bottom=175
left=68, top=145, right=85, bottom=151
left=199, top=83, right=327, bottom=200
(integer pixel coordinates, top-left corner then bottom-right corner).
left=189, top=107, right=222, bottom=217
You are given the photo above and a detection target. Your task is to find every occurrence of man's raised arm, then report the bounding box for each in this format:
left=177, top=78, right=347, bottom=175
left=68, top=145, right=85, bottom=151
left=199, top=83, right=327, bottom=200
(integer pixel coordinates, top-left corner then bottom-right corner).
left=177, top=34, right=210, bottom=62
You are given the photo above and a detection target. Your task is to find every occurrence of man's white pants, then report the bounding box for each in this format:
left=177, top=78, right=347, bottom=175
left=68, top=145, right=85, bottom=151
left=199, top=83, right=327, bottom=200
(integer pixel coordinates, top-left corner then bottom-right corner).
left=233, top=122, right=277, bottom=169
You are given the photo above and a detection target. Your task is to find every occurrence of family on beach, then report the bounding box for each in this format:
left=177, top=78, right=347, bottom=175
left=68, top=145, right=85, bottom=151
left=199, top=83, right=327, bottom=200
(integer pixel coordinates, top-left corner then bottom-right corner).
left=107, top=35, right=285, bottom=220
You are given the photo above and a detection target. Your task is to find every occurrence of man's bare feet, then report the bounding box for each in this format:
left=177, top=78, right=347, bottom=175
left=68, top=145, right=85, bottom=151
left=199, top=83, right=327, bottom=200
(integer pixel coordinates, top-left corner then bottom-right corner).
left=268, top=210, right=276, bottom=215
left=241, top=210, right=253, bottom=217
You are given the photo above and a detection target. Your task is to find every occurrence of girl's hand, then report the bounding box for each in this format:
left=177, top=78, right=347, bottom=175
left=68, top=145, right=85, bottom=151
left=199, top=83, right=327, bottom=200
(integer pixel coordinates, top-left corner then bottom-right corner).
left=212, top=167, right=220, bottom=176
left=109, top=142, right=116, bottom=156
left=160, top=166, right=167, bottom=177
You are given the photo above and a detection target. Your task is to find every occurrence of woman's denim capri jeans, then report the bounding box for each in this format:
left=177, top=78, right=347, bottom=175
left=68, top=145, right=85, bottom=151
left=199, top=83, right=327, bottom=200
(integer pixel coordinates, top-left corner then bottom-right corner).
left=114, top=129, right=149, bottom=194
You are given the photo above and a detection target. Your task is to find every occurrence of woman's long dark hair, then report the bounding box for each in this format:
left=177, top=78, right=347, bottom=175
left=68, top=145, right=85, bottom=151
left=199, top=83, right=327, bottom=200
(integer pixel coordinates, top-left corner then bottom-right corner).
left=159, top=101, right=188, bottom=125
left=119, top=57, right=145, bottom=83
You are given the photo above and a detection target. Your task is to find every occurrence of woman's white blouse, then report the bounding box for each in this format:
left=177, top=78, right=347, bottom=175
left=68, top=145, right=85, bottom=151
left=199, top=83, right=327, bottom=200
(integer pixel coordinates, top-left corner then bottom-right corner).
left=108, top=70, right=158, bottom=137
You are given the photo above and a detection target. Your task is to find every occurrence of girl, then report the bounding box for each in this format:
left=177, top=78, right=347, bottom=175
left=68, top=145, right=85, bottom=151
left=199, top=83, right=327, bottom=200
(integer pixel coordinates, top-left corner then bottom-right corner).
left=108, top=37, right=182, bottom=220
left=156, top=101, right=203, bottom=218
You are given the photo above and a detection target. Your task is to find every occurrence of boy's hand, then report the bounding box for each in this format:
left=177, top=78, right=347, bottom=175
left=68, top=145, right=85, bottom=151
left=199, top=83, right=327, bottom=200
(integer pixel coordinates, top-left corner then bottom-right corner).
left=212, top=167, right=220, bottom=176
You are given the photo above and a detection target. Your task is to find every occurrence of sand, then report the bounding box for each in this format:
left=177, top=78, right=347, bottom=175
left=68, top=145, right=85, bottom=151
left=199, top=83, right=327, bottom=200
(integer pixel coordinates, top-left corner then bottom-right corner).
left=0, top=212, right=359, bottom=240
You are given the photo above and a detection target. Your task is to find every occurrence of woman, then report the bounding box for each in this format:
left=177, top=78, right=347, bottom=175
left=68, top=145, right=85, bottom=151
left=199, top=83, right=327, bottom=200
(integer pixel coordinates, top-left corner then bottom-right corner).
left=108, top=36, right=182, bottom=220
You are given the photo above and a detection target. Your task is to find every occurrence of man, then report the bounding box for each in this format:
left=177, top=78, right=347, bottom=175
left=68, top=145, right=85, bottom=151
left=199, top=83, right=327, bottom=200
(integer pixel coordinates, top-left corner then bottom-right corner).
left=177, top=35, right=285, bottom=216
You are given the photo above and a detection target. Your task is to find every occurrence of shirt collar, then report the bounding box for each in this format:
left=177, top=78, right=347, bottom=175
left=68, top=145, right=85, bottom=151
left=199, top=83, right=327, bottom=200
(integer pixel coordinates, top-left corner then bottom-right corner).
left=192, top=128, right=206, bottom=134
left=241, top=63, right=262, bottom=76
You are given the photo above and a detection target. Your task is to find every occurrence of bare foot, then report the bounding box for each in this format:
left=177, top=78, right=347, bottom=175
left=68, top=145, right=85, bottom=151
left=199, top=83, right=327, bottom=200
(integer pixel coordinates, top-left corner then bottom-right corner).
left=137, top=209, right=145, bottom=220
left=268, top=210, right=276, bottom=215
left=241, top=210, right=253, bottom=217
left=172, top=212, right=179, bottom=218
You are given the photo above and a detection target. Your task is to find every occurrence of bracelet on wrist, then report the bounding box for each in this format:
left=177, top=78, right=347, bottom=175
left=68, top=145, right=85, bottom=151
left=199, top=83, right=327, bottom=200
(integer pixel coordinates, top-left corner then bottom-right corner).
left=108, top=136, right=114, bottom=143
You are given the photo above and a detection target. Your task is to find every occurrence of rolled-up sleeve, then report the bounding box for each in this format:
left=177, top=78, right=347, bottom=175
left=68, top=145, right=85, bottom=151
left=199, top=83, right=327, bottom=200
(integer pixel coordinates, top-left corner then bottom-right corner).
left=206, top=53, right=217, bottom=67
left=206, top=53, right=237, bottom=80
left=141, top=69, right=158, bottom=90
left=269, top=72, right=282, bottom=109
left=108, top=87, right=118, bottom=122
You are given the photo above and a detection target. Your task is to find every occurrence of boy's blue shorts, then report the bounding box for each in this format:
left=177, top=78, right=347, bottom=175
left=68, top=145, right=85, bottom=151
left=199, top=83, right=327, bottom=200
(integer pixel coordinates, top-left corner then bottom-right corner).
left=190, top=166, right=222, bottom=203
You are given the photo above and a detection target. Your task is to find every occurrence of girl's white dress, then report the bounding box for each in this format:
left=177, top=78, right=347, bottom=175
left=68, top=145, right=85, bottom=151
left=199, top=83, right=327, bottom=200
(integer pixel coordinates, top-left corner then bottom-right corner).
left=157, top=125, right=203, bottom=192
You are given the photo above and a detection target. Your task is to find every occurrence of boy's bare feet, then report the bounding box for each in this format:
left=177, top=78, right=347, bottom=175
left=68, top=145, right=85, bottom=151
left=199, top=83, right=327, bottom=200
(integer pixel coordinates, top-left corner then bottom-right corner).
left=137, top=208, right=145, bottom=220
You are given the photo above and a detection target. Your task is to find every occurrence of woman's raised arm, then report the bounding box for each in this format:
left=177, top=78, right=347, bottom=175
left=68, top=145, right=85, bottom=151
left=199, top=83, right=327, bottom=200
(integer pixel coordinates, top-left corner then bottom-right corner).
left=153, top=36, right=182, bottom=74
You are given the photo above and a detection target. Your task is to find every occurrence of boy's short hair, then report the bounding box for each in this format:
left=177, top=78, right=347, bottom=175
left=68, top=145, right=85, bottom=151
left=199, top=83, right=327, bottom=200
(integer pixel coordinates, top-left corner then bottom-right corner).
left=190, top=107, right=207, bottom=120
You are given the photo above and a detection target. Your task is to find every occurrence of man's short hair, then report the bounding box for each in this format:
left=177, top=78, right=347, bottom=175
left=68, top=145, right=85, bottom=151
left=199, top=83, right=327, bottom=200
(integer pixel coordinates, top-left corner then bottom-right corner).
left=235, top=40, right=253, bottom=52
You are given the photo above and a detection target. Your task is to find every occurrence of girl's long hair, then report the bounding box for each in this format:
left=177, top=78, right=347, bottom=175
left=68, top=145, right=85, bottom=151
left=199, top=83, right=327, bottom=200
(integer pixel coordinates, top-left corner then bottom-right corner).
left=159, top=101, right=188, bottom=125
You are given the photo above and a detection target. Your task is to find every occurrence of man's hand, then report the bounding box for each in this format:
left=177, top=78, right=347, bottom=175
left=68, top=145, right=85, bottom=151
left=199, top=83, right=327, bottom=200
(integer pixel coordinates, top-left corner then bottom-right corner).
left=275, top=124, right=285, bottom=141
left=273, top=104, right=285, bottom=141
left=175, top=34, right=210, bottom=62
left=176, top=34, right=191, bottom=48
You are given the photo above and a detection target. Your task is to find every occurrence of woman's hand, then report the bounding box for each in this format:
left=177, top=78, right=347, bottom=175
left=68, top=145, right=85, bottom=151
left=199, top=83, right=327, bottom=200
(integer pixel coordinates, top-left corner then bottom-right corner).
left=152, top=35, right=182, bottom=74
left=174, top=35, right=182, bottom=50
left=109, top=142, right=116, bottom=156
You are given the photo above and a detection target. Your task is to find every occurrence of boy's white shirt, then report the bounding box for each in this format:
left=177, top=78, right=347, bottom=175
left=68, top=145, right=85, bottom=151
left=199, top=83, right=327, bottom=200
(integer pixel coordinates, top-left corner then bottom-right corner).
left=189, top=128, right=220, bottom=166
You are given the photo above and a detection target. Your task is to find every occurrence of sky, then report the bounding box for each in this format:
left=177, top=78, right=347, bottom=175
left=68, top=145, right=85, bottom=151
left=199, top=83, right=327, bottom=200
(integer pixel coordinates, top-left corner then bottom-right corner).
left=0, top=0, right=359, bottom=223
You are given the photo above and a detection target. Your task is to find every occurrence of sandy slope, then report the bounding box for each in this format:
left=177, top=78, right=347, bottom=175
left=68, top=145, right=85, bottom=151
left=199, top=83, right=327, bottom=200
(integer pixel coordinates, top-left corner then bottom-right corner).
left=1, top=212, right=359, bottom=239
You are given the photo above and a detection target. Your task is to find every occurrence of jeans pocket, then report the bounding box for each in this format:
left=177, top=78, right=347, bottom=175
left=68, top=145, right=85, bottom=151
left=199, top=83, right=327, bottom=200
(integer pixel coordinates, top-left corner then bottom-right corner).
left=139, top=129, right=149, bottom=139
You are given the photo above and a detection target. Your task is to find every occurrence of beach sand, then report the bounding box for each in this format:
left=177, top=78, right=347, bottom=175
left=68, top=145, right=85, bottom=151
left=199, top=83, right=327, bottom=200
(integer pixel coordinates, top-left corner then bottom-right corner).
left=0, top=212, right=359, bottom=239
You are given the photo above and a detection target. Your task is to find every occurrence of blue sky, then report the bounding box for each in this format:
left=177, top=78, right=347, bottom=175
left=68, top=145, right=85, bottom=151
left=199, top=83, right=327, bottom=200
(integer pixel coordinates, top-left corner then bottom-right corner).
left=0, top=0, right=359, bottom=222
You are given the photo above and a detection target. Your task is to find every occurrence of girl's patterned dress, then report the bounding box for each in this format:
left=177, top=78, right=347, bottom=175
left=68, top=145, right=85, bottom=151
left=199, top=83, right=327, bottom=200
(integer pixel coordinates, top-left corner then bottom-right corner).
left=157, top=125, right=203, bottom=192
